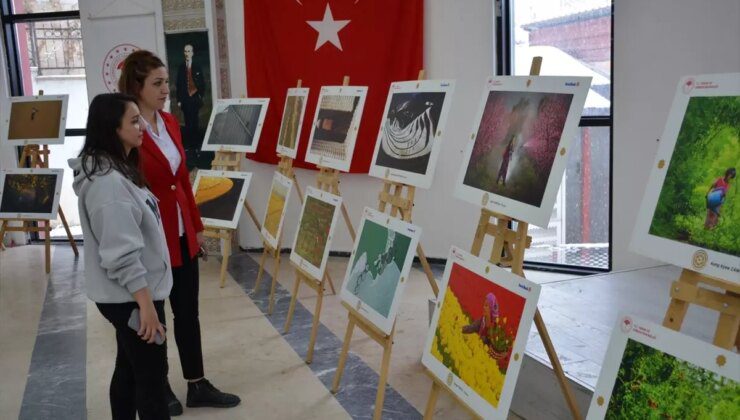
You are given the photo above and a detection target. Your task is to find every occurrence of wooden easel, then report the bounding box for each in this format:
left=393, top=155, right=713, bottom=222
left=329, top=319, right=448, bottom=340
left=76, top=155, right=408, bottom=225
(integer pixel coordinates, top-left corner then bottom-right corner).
left=0, top=91, right=79, bottom=272
left=204, top=149, right=262, bottom=287
left=423, top=57, right=583, bottom=420
left=253, top=80, right=307, bottom=314
left=663, top=269, right=739, bottom=350
left=330, top=69, right=439, bottom=420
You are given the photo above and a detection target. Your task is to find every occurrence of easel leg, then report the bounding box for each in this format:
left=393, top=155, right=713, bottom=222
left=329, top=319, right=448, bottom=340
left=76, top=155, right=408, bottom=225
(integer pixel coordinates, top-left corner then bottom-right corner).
left=268, top=250, right=280, bottom=315
left=331, top=316, right=356, bottom=393
left=340, top=202, right=356, bottom=242
left=533, top=309, right=582, bottom=420
left=292, top=174, right=305, bottom=204
left=254, top=246, right=269, bottom=293
left=372, top=337, right=393, bottom=420
left=244, top=200, right=263, bottom=232
left=663, top=296, right=690, bottom=331
left=713, top=294, right=740, bottom=349
left=325, top=271, right=337, bottom=295
left=416, top=244, right=439, bottom=296
left=284, top=273, right=302, bottom=333
left=0, top=220, right=7, bottom=251
left=423, top=382, right=441, bottom=420
left=44, top=220, right=51, bottom=274
left=219, top=231, right=232, bottom=288
left=57, top=207, right=79, bottom=256
left=305, top=281, right=325, bottom=364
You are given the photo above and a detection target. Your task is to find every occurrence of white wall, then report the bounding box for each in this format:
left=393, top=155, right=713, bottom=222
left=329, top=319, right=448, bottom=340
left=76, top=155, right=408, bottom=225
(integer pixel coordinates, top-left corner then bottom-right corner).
left=228, top=0, right=494, bottom=258
left=613, top=0, right=740, bottom=270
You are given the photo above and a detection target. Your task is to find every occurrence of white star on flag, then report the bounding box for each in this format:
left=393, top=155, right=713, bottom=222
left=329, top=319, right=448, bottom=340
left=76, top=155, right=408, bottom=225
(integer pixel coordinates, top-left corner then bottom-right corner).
left=307, top=4, right=350, bottom=51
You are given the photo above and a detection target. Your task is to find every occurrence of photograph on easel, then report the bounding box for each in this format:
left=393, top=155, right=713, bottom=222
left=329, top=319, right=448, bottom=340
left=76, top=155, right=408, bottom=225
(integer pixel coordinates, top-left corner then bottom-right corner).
left=276, top=88, right=309, bottom=159
left=201, top=98, right=270, bottom=153
left=586, top=316, right=739, bottom=420
left=1, top=95, right=68, bottom=145
left=304, top=86, right=368, bottom=172
left=422, top=246, right=540, bottom=418
left=261, top=171, right=293, bottom=250
left=339, top=207, right=422, bottom=335
left=0, top=168, right=64, bottom=220
left=369, top=79, right=455, bottom=189
left=632, top=73, right=739, bottom=284
left=192, top=170, right=252, bottom=230
left=289, top=187, right=342, bottom=281
left=454, top=76, right=590, bottom=227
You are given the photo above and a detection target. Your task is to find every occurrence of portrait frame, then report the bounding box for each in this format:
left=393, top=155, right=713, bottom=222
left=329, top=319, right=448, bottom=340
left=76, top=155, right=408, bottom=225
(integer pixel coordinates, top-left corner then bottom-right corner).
left=631, top=73, right=740, bottom=284
left=368, top=79, right=455, bottom=189
left=0, top=168, right=64, bottom=220
left=422, top=246, right=541, bottom=418
left=201, top=98, right=270, bottom=153
left=192, top=169, right=252, bottom=230
left=339, top=207, right=422, bottom=335
left=454, top=76, right=591, bottom=228
left=304, top=85, right=368, bottom=172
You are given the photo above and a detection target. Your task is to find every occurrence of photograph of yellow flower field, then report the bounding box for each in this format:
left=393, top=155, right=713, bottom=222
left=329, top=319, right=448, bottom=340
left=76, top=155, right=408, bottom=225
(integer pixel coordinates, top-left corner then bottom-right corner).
left=430, top=262, right=526, bottom=408
left=263, top=177, right=289, bottom=240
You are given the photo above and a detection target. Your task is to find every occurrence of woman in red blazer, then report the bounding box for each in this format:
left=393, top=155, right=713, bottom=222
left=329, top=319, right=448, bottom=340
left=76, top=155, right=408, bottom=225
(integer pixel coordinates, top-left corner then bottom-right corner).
left=118, top=50, right=240, bottom=416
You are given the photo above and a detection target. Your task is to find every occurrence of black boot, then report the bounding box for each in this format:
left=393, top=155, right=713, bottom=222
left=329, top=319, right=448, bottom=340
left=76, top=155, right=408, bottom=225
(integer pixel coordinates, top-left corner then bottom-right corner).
left=165, top=381, right=183, bottom=416
left=186, top=378, right=241, bottom=408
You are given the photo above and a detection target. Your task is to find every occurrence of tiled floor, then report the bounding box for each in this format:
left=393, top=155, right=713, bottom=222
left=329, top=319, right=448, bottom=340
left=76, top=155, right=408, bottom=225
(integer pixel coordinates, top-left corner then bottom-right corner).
left=3, top=243, right=710, bottom=419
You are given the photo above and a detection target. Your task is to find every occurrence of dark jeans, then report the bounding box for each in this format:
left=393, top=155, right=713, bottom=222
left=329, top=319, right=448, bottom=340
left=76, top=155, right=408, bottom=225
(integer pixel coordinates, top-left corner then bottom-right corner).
left=167, top=236, right=205, bottom=381
left=96, top=301, right=169, bottom=420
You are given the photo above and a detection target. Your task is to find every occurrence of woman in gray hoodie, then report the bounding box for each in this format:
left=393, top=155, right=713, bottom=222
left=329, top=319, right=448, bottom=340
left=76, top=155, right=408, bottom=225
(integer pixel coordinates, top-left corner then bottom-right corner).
left=70, top=93, right=172, bottom=419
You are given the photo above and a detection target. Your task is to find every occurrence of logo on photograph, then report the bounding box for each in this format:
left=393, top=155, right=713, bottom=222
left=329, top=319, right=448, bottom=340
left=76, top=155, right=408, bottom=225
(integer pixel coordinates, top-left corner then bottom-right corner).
left=102, top=44, right=140, bottom=93
left=440, top=82, right=451, bottom=87
left=518, top=283, right=532, bottom=292
left=682, top=77, right=695, bottom=94
left=451, top=248, right=465, bottom=260
left=692, top=250, right=708, bottom=270
left=446, top=372, right=454, bottom=386
left=565, top=81, right=580, bottom=87
left=620, top=316, right=634, bottom=333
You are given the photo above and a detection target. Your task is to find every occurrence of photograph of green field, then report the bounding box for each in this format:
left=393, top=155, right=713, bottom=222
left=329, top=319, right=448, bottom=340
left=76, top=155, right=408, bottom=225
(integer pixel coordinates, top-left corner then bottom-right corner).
left=294, top=195, right=337, bottom=269
left=648, top=95, right=739, bottom=256
left=605, top=338, right=739, bottom=419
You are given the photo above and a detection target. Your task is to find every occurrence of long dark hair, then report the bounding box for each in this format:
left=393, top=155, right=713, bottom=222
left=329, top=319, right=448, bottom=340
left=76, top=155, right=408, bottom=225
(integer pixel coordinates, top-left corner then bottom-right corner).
left=79, top=93, right=147, bottom=187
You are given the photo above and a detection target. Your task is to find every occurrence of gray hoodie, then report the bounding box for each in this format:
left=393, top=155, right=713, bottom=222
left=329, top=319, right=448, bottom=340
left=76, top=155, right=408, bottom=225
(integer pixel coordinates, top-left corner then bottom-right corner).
left=69, top=156, right=172, bottom=303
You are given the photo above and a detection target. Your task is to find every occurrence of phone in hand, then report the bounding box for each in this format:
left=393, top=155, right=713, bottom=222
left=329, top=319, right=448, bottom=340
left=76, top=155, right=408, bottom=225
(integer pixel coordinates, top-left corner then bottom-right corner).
left=197, top=245, right=208, bottom=262
left=127, top=308, right=165, bottom=345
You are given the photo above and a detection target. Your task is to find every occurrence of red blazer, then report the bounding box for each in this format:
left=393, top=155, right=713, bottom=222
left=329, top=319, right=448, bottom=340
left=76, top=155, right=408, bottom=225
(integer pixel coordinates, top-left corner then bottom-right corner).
left=140, top=111, right=204, bottom=267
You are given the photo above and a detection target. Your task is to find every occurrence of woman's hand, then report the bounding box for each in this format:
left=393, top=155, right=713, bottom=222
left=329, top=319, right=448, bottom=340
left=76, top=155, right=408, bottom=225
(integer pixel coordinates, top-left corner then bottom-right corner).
left=196, top=231, right=205, bottom=247
left=132, top=287, right=165, bottom=344
left=138, top=302, right=165, bottom=344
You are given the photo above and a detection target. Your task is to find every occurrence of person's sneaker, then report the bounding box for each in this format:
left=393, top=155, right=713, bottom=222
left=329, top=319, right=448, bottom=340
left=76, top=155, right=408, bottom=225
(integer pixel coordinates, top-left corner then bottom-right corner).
left=186, top=378, right=241, bottom=408
left=165, top=381, right=183, bottom=416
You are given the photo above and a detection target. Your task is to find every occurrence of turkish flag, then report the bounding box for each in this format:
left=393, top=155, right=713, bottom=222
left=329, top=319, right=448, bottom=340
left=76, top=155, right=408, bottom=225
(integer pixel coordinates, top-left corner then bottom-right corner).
left=243, top=0, right=423, bottom=173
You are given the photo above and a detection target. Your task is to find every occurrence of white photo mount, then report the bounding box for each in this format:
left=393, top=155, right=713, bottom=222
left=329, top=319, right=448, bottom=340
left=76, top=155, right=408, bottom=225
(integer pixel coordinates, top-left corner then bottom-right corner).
left=276, top=87, right=310, bottom=159
left=201, top=98, right=270, bottom=153
left=305, top=85, right=368, bottom=172
left=454, top=76, right=591, bottom=228
left=260, top=171, right=294, bottom=250
left=339, top=207, right=422, bottom=335
left=192, top=169, right=252, bottom=230
left=586, top=315, right=739, bottom=419
left=289, top=186, right=342, bottom=281
left=0, top=168, right=64, bottom=220
left=1, top=95, right=68, bottom=146
left=631, top=73, right=740, bottom=284
left=421, top=246, right=541, bottom=418
left=369, top=79, right=455, bottom=189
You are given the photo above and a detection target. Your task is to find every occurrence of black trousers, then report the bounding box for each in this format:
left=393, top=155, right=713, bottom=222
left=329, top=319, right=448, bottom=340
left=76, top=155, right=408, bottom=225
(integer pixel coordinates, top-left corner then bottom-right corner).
left=180, top=97, right=201, bottom=147
left=96, top=301, right=170, bottom=420
left=167, top=236, right=205, bottom=380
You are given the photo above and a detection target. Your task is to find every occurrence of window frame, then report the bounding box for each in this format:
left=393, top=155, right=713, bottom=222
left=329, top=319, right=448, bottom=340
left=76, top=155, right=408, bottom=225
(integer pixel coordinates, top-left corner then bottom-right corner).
left=496, top=0, right=614, bottom=273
